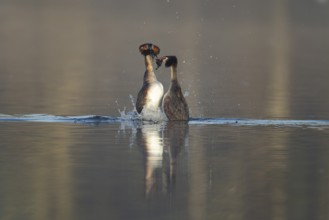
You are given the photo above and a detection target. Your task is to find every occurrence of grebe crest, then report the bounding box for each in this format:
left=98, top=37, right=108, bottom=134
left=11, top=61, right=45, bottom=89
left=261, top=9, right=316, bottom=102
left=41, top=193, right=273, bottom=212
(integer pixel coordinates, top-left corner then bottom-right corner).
left=139, top=43, right=160, bottom=58
left=136, top=43, right=164, bottom=121
left=156, top=55, right=189, bottom=121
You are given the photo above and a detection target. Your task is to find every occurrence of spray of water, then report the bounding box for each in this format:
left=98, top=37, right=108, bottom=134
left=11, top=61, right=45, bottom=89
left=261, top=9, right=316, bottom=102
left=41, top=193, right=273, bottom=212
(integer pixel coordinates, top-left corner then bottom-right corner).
left=139, top=108, right=166, bottom=122
left=115, top=96, right=137, bottom=120
left=116, top=94, right=166, bottom=122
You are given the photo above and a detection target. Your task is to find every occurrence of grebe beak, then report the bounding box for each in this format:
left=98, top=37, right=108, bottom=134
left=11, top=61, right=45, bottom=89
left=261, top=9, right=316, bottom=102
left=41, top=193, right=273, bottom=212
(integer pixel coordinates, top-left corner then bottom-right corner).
left=155, top=57, right=164, bottom=70
left=151, top=51, right=158, bottom=59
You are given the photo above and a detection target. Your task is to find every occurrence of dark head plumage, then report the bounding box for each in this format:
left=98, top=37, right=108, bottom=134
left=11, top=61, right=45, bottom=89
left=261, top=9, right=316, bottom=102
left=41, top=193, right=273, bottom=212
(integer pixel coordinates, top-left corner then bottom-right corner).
left=156, top=56, right=177, bottom=69
left=139, top=43, right=160, bottom=57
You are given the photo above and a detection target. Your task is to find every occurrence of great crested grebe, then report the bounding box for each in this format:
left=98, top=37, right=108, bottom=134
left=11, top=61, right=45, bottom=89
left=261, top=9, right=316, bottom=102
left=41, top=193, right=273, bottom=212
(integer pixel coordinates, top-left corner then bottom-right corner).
left=136, top=43, right=164, bottom=115
left=156, top=56, right=189, bottom=121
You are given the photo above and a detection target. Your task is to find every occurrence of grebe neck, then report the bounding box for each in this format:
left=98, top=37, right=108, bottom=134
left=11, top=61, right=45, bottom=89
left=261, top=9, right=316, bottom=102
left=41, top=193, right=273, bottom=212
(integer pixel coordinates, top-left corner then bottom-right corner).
left=145, top=55, right=154, bottom=72
left=144, top=55, right=157, bottom=83
left=170, top=65, right=178, bottom=82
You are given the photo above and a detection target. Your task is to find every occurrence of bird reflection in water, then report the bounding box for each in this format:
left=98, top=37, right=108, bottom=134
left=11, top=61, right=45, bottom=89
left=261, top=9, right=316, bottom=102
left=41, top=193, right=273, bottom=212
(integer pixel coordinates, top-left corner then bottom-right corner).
left=136, top=121, right=189, bottom=197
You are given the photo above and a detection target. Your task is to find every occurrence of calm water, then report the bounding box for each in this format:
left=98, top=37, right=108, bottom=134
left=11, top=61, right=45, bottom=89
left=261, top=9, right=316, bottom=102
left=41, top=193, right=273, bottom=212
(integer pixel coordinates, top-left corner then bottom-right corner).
left=1, top=0, right=329, bottom=220
left=1, top=120, right=329, bottom=220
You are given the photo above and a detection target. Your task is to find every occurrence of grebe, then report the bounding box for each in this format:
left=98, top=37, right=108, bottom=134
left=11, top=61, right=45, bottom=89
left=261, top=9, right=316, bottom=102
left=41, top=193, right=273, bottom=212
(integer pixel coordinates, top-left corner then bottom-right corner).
left=136, top=43, right=164, bottom=115
left=156, top=56, right=189, bottom=121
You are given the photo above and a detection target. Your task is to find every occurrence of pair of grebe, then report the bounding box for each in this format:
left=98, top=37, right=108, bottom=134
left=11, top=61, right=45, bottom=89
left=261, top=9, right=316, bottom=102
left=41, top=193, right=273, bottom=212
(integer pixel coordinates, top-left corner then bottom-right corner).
left=136, top=43, right=189, bottom=121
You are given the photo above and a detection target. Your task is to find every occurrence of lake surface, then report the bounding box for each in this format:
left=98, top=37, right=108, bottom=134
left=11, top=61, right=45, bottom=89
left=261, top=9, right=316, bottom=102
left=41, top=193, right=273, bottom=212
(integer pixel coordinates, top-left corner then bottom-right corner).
left=1, top=1, right=329, bottom=220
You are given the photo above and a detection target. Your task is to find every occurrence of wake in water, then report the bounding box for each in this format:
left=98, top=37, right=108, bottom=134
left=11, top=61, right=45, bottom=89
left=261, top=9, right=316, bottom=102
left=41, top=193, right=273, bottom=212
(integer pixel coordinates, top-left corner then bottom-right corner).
left=1, top=95, right=329, bottom=128
left=1, top=113, right=329, bottom=129
left=0, top=95, right=165, bottom=125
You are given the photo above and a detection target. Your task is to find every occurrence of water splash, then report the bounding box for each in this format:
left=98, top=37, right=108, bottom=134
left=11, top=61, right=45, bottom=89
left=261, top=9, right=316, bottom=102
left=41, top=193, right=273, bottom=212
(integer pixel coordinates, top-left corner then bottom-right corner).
left=115, top=95, right=139, bottom=121
left=139, top=108, right=166, bottom=122
left=129, top=94, right=137, bottom=110
left=116, top=94, right=165, bottom=122
left=118, top=107, right=138, bottom=120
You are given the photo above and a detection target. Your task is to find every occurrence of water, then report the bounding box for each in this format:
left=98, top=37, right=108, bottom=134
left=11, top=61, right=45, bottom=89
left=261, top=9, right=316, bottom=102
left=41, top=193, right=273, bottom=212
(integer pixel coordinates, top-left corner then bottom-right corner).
left=1, top=119, right=329, bottom=220
left=1, top=114, right=329, bottom=127
left=1, top=1, right=329, bottom=220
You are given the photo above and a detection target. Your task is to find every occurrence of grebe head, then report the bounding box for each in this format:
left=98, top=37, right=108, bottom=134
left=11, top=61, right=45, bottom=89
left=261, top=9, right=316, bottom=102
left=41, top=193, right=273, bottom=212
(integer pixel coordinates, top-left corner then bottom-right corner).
left=139, top=43, right=160, bottom=58
left=156, top=56, right=177, bottom=69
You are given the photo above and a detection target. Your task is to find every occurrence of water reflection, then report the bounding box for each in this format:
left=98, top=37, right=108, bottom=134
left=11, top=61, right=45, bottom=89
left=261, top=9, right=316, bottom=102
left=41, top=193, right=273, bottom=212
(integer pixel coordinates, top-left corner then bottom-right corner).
left=0, top=123, right=74, bottom=220
left=267, top=0, right=291, bottom=118
left=163, top=121, right=188, bottom=195
left=1, top=121, right=329, bottom=219
left=136, top=123, right=164, bottom=196
left=136, top=121, right=188, bottom=197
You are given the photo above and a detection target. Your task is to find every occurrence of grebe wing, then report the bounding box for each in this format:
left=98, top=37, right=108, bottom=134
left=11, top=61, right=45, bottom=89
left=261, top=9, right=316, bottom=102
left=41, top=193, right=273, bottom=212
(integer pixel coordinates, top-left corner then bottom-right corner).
left=178, top=90, right=189, bottom=120
left=163, top=89, right=189, bottom=120
left=136, top=84, right=148, bottom=114
left=163, top=94, right=173, bottom=118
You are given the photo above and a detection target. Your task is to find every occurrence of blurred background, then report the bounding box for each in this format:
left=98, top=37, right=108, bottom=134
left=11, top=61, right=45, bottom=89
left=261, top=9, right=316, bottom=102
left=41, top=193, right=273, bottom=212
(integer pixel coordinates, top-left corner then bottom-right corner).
left=0, top=0, right=329, bottom=118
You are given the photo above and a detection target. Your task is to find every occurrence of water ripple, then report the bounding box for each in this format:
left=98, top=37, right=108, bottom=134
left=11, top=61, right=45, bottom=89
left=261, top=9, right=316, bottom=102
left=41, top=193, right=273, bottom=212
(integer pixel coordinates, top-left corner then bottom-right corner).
left=0, top=114, right=329, bottom=128
left=189, top=117, right=329, bottom=127
left=0, top=114, right=119, bottom=124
